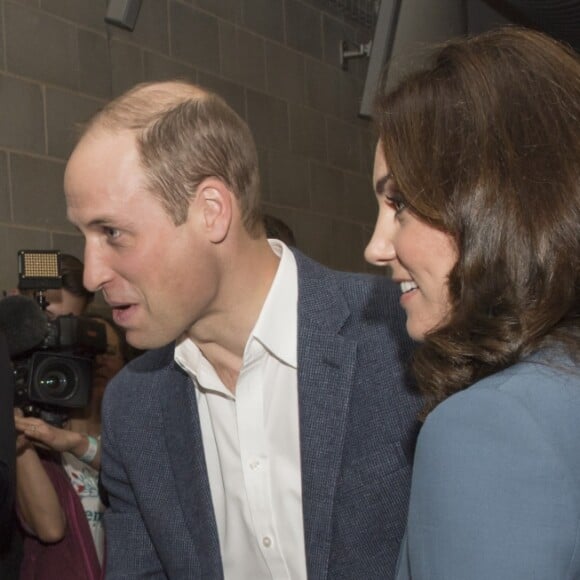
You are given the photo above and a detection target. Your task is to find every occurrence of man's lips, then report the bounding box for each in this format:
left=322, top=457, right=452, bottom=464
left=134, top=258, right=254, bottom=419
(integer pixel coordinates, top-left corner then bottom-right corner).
left=106, top=299, right=133, bottom=309
left=109, top=303, right=137, bottom=326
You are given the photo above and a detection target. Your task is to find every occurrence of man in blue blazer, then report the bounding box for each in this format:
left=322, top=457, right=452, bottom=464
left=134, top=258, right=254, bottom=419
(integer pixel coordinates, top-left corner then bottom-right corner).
left=64, top=80, right=420, bottom=579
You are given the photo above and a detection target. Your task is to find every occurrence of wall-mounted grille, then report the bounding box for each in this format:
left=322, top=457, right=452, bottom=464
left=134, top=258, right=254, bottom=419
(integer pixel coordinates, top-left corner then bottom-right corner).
left=312, top=0, right=380, bottom=28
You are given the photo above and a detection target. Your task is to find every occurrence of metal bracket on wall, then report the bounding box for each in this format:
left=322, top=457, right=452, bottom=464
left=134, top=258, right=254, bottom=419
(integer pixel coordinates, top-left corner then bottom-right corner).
left=340, top=40, right=372, bottom=70
left=105, top=0, right=142, bottom=31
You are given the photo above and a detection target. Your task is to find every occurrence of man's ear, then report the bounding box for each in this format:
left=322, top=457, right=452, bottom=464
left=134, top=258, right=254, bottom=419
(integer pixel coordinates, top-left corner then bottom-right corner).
left=197, top=178, right=232, bottom=243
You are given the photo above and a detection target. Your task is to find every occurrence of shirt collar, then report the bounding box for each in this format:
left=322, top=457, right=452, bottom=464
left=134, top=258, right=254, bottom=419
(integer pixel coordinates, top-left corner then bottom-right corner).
left=175, top=239, right=298, bottom=379
left=249, top=239, right=298, bottom=368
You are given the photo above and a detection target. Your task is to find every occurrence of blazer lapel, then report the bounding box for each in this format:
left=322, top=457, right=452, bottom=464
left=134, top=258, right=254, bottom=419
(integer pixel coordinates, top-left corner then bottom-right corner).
left=158, top=252, right=357, bottom=579
left=295, top=251, right=358, bottom=579
left=162, top=364, right=223, bottom=578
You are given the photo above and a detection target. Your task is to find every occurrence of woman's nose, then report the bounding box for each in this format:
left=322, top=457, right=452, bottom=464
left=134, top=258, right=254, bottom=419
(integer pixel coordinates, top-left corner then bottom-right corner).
left=365, top=224, right=396, bottom=267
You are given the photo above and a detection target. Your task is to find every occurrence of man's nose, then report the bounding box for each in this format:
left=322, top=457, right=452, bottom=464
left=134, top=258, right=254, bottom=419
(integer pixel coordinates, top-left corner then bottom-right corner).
left=83, top=244, right=112, bottom=292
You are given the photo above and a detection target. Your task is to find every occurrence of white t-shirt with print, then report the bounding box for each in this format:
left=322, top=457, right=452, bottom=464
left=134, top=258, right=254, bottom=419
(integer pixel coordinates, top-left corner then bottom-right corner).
left=62, top=449, right=105, bottom=564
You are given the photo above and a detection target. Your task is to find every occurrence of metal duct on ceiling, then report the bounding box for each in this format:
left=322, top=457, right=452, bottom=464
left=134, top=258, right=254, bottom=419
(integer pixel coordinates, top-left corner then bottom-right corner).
left=316, top=0, right=379, bottom=28
left=477, top=0, right=580, bottom=50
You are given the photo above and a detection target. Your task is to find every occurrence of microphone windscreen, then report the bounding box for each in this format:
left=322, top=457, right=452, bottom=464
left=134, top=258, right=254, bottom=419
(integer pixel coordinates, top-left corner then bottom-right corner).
left=0, top=295, right=47, bottom=357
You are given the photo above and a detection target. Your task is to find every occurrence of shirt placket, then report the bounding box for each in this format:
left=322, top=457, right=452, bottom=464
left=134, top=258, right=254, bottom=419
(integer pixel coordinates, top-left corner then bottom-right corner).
left=236, top=347, right=291, bottom=579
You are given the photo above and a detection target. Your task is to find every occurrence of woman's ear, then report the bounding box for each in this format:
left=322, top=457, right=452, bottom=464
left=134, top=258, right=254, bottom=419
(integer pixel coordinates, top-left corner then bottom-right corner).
left=198, top=178, right=233, bottom=243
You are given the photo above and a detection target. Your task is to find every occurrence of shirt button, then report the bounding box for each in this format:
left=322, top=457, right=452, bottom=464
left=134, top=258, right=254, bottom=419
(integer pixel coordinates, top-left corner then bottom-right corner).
left=249, top=459, right=261, bottom=471
left=262, top=536, right=272, bottom=548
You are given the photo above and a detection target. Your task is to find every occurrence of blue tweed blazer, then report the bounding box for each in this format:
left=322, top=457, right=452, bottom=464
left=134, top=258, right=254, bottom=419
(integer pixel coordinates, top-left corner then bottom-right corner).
left=100, top=250, right=421, bottom=579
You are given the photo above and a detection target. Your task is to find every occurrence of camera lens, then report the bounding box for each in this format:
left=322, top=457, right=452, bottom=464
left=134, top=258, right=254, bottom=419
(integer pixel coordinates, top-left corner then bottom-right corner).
left=40, top=370, right=71, bottom=393
left=27, top=352, right=92, bottom=408
left=34, top=358, right=78, bottom=401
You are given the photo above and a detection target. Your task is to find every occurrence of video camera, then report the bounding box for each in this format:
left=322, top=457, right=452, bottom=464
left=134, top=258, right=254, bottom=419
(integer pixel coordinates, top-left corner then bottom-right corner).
left=10, top=250, right=107, bottom=425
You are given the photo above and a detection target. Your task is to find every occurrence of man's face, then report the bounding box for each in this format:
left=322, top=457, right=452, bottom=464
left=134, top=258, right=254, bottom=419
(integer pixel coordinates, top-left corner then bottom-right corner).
left=64, top=129, right=219, bottom=350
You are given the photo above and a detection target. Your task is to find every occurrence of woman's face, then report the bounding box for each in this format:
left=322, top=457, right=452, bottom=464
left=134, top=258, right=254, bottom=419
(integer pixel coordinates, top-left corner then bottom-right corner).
left=365, top=143, right=457, bottom=341
left=45, top=287, right=87, bottom=320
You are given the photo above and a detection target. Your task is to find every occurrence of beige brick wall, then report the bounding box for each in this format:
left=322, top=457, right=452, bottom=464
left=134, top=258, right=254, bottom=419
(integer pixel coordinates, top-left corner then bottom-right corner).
left=0, top=0, right=380, bottom=294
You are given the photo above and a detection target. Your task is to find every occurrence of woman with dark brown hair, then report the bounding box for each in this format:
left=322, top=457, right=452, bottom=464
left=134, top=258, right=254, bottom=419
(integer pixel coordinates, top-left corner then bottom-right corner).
left=366, top=27, right=580, bottom=578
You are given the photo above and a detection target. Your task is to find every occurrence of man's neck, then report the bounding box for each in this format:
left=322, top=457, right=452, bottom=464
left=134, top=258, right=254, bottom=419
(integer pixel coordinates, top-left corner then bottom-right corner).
left=185, top=237, right=280, bottom=393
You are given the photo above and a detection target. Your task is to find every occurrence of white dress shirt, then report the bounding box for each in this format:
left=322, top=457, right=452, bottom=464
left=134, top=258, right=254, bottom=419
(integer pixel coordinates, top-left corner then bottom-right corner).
left=174, top=240, right=307, bottom=580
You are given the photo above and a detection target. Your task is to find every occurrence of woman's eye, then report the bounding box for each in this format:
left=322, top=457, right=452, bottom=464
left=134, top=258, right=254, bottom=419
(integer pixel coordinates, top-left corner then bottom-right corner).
left=386, top=195, right=407, bottom=215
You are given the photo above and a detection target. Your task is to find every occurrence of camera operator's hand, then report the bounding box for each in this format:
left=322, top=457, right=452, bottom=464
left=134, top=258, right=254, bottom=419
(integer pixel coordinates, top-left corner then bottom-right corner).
left=13, top=408, right=67, bottom=543
left=14, top=413, right=101, bottom=469
left=14, top=408, right=34, bottom=455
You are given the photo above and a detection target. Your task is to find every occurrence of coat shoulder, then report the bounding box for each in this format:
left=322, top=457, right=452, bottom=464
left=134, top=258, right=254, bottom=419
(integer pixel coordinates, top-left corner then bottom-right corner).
left=102, top=343, right=181, bottom=420
left=292, top=248, right=407, bottom=330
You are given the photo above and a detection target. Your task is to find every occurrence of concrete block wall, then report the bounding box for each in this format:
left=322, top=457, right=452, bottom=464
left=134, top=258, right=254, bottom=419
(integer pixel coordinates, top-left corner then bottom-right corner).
left=0, top=0, right=379, bottom=293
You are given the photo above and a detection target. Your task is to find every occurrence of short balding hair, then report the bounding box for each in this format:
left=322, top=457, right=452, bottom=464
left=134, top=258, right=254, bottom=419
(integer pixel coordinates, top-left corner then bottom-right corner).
left=80, top=81, right=262, bottom=234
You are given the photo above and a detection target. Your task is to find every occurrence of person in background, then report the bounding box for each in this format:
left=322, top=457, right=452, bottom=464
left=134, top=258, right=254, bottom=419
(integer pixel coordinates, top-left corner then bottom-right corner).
left=14, top=315, right=128, bottom=579
left=366, top=27, right=580, bottom=578
left=44, top=254, right=94, bottom=320
left=1, top=252, right=95, bottom=579
left=263, top=213, right=296, bottom=247
left=11, top=253, right=93, bottom=317
left=0, top=331, right=16, bottom=559
left=64, top=79, right=421, bottom=579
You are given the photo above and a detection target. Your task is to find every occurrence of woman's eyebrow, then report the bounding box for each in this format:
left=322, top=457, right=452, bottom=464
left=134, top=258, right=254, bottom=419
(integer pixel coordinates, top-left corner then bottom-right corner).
left=374, top=172, right=393, bottom=194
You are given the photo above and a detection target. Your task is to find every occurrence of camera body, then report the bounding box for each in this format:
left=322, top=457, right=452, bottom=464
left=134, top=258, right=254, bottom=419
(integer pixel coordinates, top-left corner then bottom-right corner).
left=12, top=249, right=107, bottom=425
left=13, top=315, right=107, bottom=414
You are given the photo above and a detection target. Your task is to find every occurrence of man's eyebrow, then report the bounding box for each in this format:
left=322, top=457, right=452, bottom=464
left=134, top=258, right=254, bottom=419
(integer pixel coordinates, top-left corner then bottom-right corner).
left=69, top=217, right=119, bottom=233
left=86, top=217, right=120, bottom=228
left=88, top=218, right=109, bottom=226
left=374, top=172, right=393, bottom=194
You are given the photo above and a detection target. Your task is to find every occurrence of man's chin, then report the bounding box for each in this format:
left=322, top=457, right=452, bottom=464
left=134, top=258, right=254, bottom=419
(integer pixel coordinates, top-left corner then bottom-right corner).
left=125, top=329, right=172, bottom=351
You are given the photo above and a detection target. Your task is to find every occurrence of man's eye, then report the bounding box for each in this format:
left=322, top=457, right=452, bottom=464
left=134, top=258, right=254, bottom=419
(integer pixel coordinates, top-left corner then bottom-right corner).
left=104, top=227, right=120, bottom=239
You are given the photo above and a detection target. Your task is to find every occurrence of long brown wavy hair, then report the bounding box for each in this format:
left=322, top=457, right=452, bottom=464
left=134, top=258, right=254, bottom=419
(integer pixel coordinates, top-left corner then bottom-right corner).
left=374, top=27, right=580, bottom=416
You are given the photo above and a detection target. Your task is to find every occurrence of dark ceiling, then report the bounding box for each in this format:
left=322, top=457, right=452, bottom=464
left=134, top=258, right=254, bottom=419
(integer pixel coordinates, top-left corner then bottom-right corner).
left=486, top=0, right=580, bottom=51
left=317, top=1, right=580, bottom=50
left=325, top=0, right=580, bottom=52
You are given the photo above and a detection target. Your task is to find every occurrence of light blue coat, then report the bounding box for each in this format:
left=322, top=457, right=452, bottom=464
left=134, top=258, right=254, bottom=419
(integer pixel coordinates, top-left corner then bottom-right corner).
left=397, top=351, right=580, bottom=579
